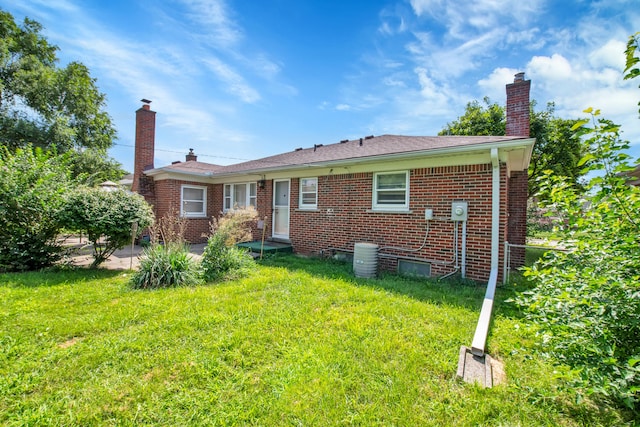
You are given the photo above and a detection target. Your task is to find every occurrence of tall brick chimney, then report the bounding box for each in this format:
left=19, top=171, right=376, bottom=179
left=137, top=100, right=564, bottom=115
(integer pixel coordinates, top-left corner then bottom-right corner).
left=132, top=99, right=156, bottom=195
left=505, top=72, right=531, bottom=270
left=505, top=72, right=531, bottom=137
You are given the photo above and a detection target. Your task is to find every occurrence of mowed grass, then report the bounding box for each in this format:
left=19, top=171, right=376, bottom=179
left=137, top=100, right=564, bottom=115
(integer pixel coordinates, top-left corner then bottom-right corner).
left=0, top=255, right=627, bottom=426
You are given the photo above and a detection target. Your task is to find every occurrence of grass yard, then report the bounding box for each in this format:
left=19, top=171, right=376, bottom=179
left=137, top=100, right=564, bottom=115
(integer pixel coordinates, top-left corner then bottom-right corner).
left=0, top=255, right=630, bottom=426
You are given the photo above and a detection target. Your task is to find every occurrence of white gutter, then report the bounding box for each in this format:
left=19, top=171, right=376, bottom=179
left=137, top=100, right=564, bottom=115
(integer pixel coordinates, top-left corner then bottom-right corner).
left=470, top=147, right=501, bottom=356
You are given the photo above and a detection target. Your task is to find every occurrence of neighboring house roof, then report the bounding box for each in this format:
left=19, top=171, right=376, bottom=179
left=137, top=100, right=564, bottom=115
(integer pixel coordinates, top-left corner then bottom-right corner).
left=119, top=173, right=133, bottom=188
left=625, top=164, right=640, bottom=186
left=149, top=160, right=225, bottom=177
left=145, top=134, right=534, bottom=180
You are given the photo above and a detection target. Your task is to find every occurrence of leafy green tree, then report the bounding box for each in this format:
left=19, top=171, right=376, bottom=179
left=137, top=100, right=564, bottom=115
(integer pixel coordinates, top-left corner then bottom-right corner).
left=440, top=98, right=585, bottom=197
left=68, top=149, right=127, bottom=187
left=0, top=9, right=119, bottom=177
left=0, top=146, right=72, bottom=271
left=624, top=31, right=639, bottom=115
left=59, top=187, right=154, bottom=267
left=440, top=97, right=505, bottom=136
left=516, top=109, right=640, bottom=408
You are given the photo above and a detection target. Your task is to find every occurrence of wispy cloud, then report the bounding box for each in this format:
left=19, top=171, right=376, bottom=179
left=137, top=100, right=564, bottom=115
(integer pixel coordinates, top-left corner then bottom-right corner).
left=178, top=0, right=242, bottom=48
left=202, top=57, right=261, bottom=103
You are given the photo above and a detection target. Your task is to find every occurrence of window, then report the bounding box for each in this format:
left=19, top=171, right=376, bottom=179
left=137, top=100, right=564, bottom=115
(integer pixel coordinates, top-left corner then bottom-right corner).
left=373, top=171, right=409, bottom=210
left=224, top=183, right=257, bottom=211
left=181, top=185, right=207, bottom=217
left=299, top=177, right=318, bottom=209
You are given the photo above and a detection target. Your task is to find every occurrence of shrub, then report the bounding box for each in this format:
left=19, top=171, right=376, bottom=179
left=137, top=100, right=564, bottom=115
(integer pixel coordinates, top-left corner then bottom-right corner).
left=0, top=146, right=73, bottom=272
left=59, top=187, right=154, bottom=267
left=516, top=110, right=640, bottom=408
left=130, top=243, right=202, bottom=289
left=201, top=207, right=258, bottom=281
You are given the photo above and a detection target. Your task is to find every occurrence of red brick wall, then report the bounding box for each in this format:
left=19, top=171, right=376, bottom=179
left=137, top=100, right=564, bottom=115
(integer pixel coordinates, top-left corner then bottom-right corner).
left=153, top=179, right=220, bottom=243
left=507, top=170, right=527, bottom=267
left=256, top=164, right=510, bottom=282
left=150, top=163, right=516, bottom=282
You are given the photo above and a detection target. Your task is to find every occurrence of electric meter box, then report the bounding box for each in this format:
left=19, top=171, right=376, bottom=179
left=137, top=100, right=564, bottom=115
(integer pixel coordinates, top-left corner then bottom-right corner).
left=451, top=201, right=468, bottom=221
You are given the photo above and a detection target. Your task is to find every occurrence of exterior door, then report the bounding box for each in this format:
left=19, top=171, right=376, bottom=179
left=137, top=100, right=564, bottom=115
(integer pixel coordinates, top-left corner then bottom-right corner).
left=273, top=179, right=290, bottom=239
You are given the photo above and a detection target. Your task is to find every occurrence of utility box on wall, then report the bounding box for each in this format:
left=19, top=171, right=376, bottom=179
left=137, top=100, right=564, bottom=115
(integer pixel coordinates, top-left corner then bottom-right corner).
left=451, top=201, right=468, bottom=221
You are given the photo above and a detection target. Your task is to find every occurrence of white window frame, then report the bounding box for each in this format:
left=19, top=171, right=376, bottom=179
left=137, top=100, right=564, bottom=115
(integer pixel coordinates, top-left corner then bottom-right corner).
left=373, top=171, right=409, bottom=211
left=223, top=182, right=257, bottom=211
left=181, top=185, right=207, bottom=218
left=299, top=177, right=318, bottom=210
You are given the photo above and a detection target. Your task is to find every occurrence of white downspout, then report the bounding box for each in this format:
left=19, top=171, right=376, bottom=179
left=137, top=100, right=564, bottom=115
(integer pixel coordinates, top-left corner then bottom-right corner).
left=470, top=147, right=500, bottom=356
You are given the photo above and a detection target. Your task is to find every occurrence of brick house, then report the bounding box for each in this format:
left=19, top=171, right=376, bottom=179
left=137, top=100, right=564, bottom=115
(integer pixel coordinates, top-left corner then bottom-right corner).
left=132, top=73, right=534, bottom=283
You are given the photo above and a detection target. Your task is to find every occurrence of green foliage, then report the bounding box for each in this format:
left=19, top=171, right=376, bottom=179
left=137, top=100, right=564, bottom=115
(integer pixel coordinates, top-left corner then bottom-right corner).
left=440, top=98, right=585, bottom=198
left=0, top=146, right=72, bottom=271
left=516, top=108, right=640, bottom=408
left=624, top=31, right=640, bottom=116
left=0, top=9, right=118, bottom=178
left=68, top=148, right=127, bottom=186
left=130, top=243, right=202, bottom=289
left=528, top=102, right=585, bottom=197
left=59, top=187, right=154, bottom=267
left=439, top=97, right=505, bottom=136
left=201, top=207, right=258, bottom=281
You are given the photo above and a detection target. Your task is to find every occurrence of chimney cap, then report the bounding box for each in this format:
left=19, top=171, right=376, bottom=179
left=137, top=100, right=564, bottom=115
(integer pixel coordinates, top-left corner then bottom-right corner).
left=141, top=98, right=152, bottom=104
left=513, top=72, right=525, bottom=83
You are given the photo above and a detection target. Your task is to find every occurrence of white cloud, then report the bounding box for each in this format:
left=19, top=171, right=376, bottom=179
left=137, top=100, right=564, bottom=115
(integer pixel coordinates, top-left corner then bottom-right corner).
left=588, top=39, right=626, bottom=70
left=478, top=68, right=521, bottom=103
left=202, top=57, right=261, bottom=104
left=336, top=104, right=352, bottom=111
left=527, top=54, right=573, bottom=82
left=179, top=0, right=242, bottom=48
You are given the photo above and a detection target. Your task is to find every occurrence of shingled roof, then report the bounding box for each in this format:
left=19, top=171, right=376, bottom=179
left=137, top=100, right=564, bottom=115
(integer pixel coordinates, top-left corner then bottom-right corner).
left=148, top=134, right=530, bottom=178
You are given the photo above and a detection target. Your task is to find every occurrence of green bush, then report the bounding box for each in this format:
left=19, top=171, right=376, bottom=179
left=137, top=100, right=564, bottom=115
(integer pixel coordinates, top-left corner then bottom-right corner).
left=201, top=207, right=257, bottom=281
left=516, top=110, right=640, bottom=408
left=0, top=146, right=73, bottom=272
left=59, top=187, right=154, bottom=267
left=130, top=243, right=202, bottom=289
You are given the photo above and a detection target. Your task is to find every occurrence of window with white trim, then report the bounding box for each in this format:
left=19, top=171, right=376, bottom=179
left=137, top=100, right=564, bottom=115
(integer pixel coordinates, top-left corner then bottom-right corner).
left=299, top=177, right=318, bottom=209
left=373, top=171, right=409, bottom=210
left=181, top=185, right=207, bottom=217
left=223, top=183, right=257, bottom=211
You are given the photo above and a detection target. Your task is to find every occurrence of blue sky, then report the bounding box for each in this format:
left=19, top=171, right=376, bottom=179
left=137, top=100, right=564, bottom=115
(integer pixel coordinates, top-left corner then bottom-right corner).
left=3, top=0, right=639, bottom=172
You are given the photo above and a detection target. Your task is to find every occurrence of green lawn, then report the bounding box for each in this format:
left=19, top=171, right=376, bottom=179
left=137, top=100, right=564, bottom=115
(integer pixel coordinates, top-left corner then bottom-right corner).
left=0, top=255, right=628, bottom=426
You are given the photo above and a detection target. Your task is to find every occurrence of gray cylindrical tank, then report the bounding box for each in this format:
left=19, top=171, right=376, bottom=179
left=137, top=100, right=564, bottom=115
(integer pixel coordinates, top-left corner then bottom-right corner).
left=353, top=242, right=379, bottom=278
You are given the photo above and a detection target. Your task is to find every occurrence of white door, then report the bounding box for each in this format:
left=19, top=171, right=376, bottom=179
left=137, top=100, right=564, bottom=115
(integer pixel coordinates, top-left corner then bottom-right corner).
left=273, top=179, right=290, bottom=239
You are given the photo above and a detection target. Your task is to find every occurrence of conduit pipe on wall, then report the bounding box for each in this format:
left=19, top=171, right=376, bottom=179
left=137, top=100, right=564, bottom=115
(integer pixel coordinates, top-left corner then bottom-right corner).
left=461, top=220, right=467, bottom=279
left=470, top=147, right=500, bottom=357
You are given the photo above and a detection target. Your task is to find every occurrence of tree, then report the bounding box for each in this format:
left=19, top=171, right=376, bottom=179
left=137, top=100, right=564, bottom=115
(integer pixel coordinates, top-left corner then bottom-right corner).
left=440, top=98, right=585, bottom=198
left=0, top=10, right=120, bottom=178
left=440, top=97, right=505, bottom=136
left=59, top=187, right=154, bottom=267
left=68, top=149, right=127, bottom=187
left=515, top=36, right=640, bottom=409
left=0, top=146, right=73, bottom=271
left=515, top=110, right=640, bottom=408
left=624, top=32, right=639, bottom=116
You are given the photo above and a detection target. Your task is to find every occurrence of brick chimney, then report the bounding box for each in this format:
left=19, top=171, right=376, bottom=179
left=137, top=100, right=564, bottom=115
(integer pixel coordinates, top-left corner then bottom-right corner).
left=505, top=72, right=531, bottom=137
left=186, top=148, right=197, bottom=162
left=505, top=72, right=531, bottom=271
left=132, top=99, right=156, bottom=195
